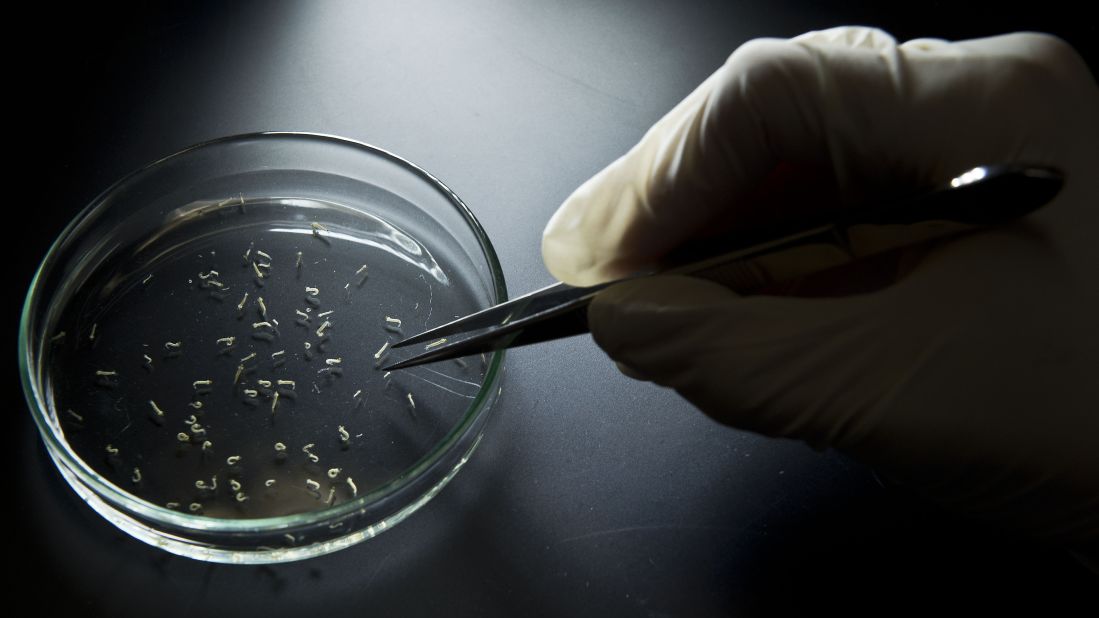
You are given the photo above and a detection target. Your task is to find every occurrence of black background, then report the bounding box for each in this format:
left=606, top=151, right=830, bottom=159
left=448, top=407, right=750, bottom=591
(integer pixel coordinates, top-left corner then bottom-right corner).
left=9, top=1, right=1097, bottom=615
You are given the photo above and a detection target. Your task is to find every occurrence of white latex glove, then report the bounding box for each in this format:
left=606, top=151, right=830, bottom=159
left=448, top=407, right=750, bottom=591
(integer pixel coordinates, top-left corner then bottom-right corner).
left=542, top=27, right=1099, bottom=558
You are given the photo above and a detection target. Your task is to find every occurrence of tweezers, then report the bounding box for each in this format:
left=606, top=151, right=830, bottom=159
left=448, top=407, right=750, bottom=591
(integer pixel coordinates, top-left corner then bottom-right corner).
left=383, top=164, right=1062, bottom=370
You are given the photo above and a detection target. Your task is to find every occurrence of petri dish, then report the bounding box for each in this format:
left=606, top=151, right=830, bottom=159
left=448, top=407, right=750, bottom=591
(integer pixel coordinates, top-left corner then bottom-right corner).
left=19, top=132, right=506, bottom=563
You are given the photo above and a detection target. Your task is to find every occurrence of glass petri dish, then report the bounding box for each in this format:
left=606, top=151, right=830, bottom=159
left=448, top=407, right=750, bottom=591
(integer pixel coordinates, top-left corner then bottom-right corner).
left=19, top=132, right=506, bottom=563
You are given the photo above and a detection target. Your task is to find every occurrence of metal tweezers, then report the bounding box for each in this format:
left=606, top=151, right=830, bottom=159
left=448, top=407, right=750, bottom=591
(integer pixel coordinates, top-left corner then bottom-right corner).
left=383, top=164, right=1062, bottom=370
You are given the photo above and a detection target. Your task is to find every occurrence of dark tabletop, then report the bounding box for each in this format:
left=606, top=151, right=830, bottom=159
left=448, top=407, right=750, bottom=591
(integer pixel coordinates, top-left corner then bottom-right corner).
left=10, top=1, right=1097, bottom=615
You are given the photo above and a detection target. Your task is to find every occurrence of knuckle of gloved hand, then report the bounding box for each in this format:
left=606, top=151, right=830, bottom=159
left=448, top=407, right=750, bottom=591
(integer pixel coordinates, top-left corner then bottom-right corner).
left=723, top=37, right=815, bottom=94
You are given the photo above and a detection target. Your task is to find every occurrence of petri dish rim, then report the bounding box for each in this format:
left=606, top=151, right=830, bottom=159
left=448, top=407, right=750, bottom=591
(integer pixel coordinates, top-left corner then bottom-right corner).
left=19, top=131, right=507, bottom=534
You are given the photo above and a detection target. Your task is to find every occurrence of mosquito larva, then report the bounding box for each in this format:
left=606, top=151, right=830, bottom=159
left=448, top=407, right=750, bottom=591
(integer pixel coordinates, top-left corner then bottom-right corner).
left=235, top=492, right=248, bottom=503
left=295, top=309, right=310, bottom=321
left=189, top=401, right=203, bottom=409
left=166, top=502, right=180, bottom=509
left=265, top=479, right=276, bottom=487
left=66, top=409, right=84, bottom=422
left=302, top=443, right=319, bottom=463
left=425, top=338, right=447, bottom=349
left=243, top=242, right=254, bottom=262
left=198, top=270, right=219, bottom=280
left=258, top=379, right=273, bottom=388
left=274, top=442, right=286, bottom=452
left=374, top=341, right=389, bottom=359
left=271, top=317, right=279, bottom=327
left=325, top=357, right=342, bottom=366
left=185, top=414, right=197, bottom=425
left=305, top=286, right=320, bottom=296
left=256, top=250, right=272, bottom=261
left=383, top=371, right=392, bottom=379
left=216, top=336, right=236, bottom=346
left=304, top=342, right=312, bottom=350
left=234, top=364, right=245, bottom=385
left=202, top=440, right=213, bottom=451
left=207, top=280, right=226, bottom=289
left=237, top=292, right=249, bottom=311
left=50, top=331, right=67, bottom=343
left=306, top=479, right=321, bottom=492
left=252, top=261, right=265, bottom=279
left=346, top=477, right=358, bottom=497
left=407, top=392, right=416, bottom=409
left=229, top=479, right=242, bottom=491
left=277, top=379, right=295, bottom=389
left=165, top=341, right=182, bottom=350
left=143, top=353, right=153, bottom=365
left=240, top=352, right=257, bottom=363
left=189, top=503, right=202, bottom=512
left=210, top=475, right=218, bottom=489
left=252, top=321, right=273, bottom=330
left=96, top=370, right=117, bottom=377
left=317, top=310, right=333, bottom=318
left=310, top=222, right=328, bottom=236
left=326, top=486, right=336, bottom=504
left=193, top=379, right=213, bottom=388
left=316, top=320, right=331, bottom=337
left=355, top=264, right=367, bottom=276
left=149, top=400, right=166, bottom=417
left=352, top=390, right=362, bottom=399
left=296, top=251, right=303, bottom=268
left=226, top=455, right=241, bottom=466
left=244, top=389, right=258, bottom=398
left=142, top=273, right=153, bottom=285
left=132, top=468, right=142, bottom=483
left=106, top=444, right=119, bottom=455
left=177, top=432, right=191, bottom=442
left=190, top=423, right=205, bottom=435
left=271, top=391, right=280, bottom=413
left=257, top=296, right=267, bottom=318
left=327, top=467, right=341, bottom=479
left=272, top=350, right=286, bottom=359
left=338, top=425, right=350, bottom=442
left=385, top=316, right=402, bottom=327
left=89, top=323, right=98, bottom=341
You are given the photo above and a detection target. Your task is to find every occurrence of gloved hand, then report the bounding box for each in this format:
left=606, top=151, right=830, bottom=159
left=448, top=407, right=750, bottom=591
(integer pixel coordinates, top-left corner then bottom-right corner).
left=542, top=27, right=1099, bottom=558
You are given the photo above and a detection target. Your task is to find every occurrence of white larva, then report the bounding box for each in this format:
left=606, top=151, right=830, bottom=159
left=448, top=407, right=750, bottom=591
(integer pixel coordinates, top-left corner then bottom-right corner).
left=193, top=379, right=213, bottom=388
left=252, top=261, right=265, bottom=279
left=338, top=425, right=350, bottom=442
left=316, top=320, right=331, bottom=337
left=306, top=479, right=321, bottom=492
left=327, top=468, right=341, bottom=479
left=106, top=444, right=119, bottom=455
left=237, top=292, right=249, bottom=311
left=374, top=341, right=389, bottom=359
left=305, top=286, right=320, bottom=296
left=165, top=341, right=182, bottom=350
left=347, top=477, right=358, bottom=497
left=325, top=357, right=342, bottom=366
left=425, top=338, right=447, bottom=349
left=226, top=455, right=241, bottom=466
left=132, top=468, right=142, bottom=483
left=229, top=479, right=241, bottom=492
left=177, top=432, right=191, bottom=443
left=257, top=296, right=267, bottom=318
left=216, top=336, right=235, bottom=346
left=148, top=400, right=165, bottom=417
